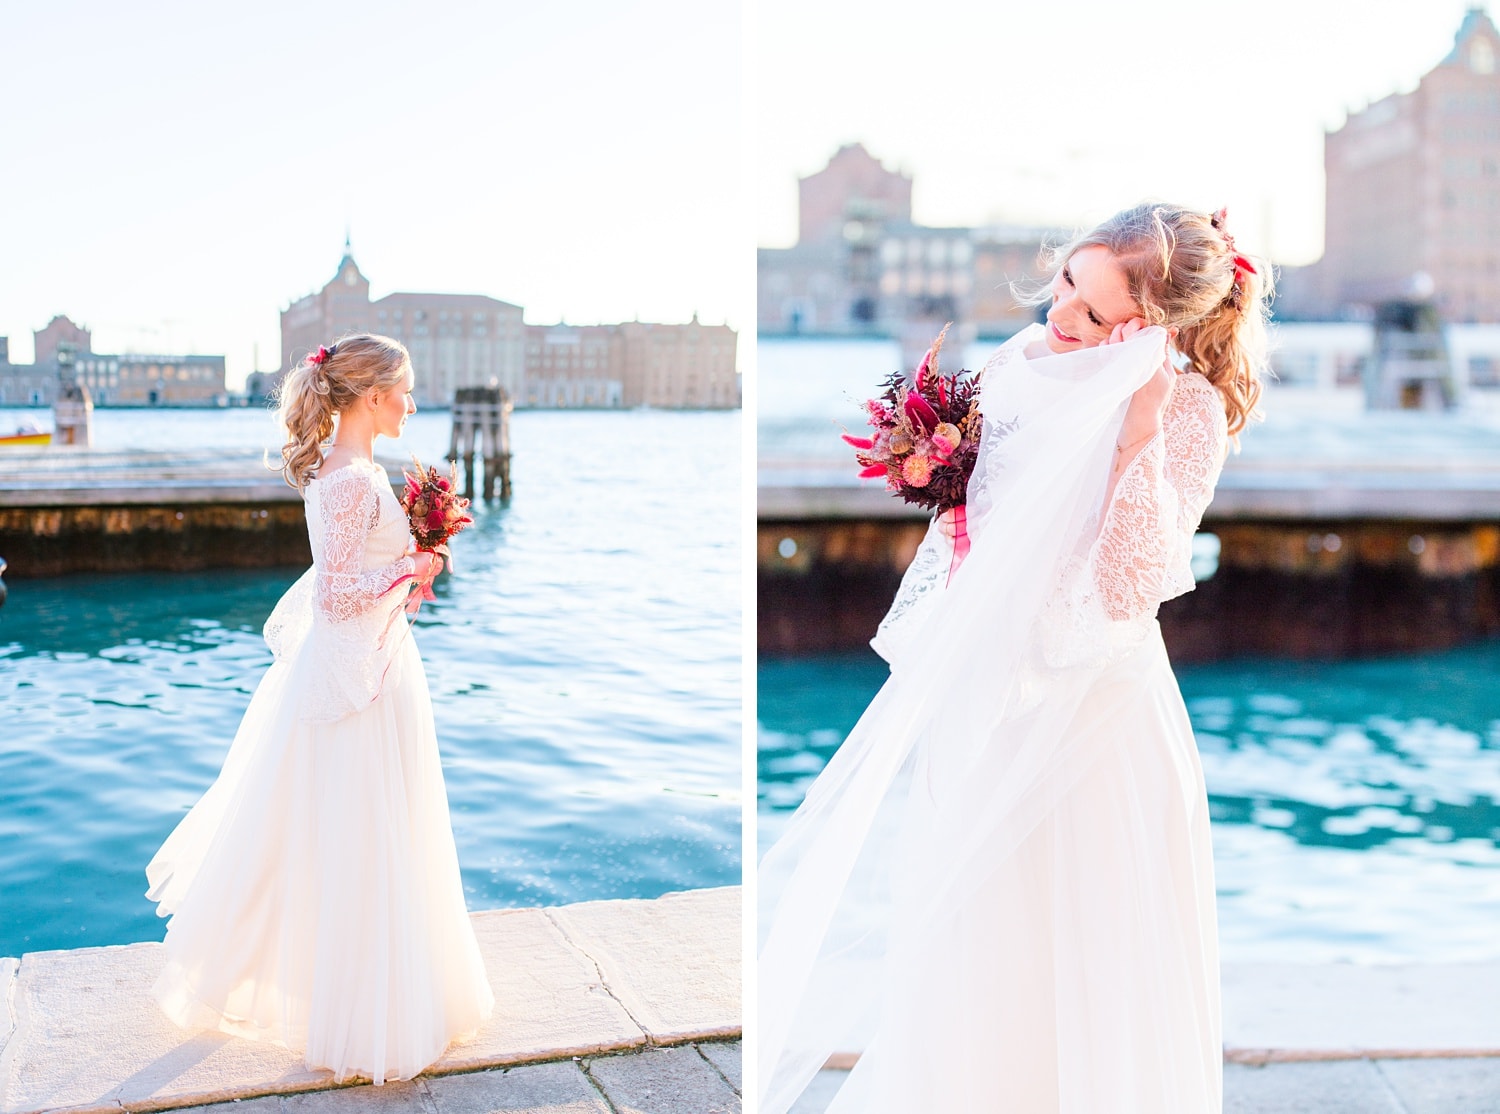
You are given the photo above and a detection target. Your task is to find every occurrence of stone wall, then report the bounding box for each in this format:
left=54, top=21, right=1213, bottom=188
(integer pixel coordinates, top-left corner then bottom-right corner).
left=0, top=502, right=312, bottom=578
left=758, top=518, right=1500, bottom=660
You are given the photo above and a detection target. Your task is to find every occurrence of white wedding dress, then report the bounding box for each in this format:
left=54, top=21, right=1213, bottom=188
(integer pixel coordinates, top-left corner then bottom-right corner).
left=759, top=325, right=1230, bottom=1113
left=145, top=456, right=494, bottom=1084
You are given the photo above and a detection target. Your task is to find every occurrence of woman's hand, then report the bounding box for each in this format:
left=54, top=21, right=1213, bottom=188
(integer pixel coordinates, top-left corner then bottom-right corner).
left=936, top=507, right=962, bottom=541
left=411, top=551, right=444, bottom=580
left=405, top=551, right=444, bottom=615
left=1101, top=317, right=1149, bottom=346
left=1102, top=318, right=1177, bottom=447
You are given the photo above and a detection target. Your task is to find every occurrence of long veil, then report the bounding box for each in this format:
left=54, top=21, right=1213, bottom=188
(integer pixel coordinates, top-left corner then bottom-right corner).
left=758, top=324, right=1169, bottom=1113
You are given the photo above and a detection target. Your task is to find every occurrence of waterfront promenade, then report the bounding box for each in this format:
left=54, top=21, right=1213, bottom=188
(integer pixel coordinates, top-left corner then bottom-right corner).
left=0, top=887, right=740, bottom=1114
left=790, top=962, right=1500, bottom=1111
left=759, top=402, right=1500, bottom=658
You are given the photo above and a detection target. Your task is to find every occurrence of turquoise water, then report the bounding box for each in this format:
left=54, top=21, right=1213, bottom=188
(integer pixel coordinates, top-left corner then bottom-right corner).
left=759, top=642, right=1500, bottom=964
left=0, top=408, right=741, bottom=957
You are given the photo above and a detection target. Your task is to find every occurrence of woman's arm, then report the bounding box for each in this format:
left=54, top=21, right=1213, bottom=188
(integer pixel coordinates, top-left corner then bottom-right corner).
left=312, top=473, right=416, bottom=623
left=1089, top=373, right=1228, bottom=621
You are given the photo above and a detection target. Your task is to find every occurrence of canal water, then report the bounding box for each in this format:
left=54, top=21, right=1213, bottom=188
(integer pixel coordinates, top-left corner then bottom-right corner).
left=760, top=639, right=1500, bottom=965
left=0, top=407, right=741, bottom=958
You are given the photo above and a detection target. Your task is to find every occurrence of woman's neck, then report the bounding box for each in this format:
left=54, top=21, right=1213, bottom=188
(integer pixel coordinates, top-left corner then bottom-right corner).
left=330, top=414, right=377, bottom=460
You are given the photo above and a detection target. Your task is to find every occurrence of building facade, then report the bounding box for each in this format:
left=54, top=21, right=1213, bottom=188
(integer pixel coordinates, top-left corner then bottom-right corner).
left=1289, top=8, right=1500, bottom=321
left=759, top=143, right=1059, bottom=336
left=281, top=243, right=739, bottom=410
left=73, top=352, right=227, bottom=405
left=524, top=325, right=624, bottom=408
left=0, top=316, right=226, bottom=406
left=523, top=317, right=739, bottom=408
left=798, top=142, right=913, bottom=245
left=279, top=245, right=527, bottom=407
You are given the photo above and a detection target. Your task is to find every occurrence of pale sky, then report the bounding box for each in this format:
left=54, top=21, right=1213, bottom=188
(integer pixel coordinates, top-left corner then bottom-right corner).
left=0, top=0, right=746, bottom=388
left=756, top=0, right=1487, bottom=267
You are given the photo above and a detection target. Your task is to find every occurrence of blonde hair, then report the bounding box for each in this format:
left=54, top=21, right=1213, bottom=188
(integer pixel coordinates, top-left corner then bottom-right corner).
left=272, top=333, right=411, bottom=489
left=1033, top=203, right=1274, bottom=436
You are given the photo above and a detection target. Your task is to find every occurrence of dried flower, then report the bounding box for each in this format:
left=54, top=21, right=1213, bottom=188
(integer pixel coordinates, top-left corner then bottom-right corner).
left=845, top=323, right=984, bottom=513
left=901, top=454, right=933, bottom=487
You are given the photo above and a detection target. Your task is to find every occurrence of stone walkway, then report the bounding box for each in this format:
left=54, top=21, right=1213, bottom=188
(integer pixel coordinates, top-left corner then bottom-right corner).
left=179, top=1042, right=741, bottom=1113
left=0, top=887, right=740, bottom=1114
left=793, top=1058, right=1500, bottom=1113
left=787, top=963, right=1500, bottom=1113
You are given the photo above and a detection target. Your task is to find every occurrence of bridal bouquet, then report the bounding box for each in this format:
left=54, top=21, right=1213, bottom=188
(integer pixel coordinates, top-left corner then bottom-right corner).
left=844, top=324, right=982, bottom=575
left=399, top=456, right=473, bottom=611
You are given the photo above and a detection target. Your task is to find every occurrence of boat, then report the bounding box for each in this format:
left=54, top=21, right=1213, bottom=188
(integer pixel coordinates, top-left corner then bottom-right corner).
left=0, top=421, right=52, bottom=446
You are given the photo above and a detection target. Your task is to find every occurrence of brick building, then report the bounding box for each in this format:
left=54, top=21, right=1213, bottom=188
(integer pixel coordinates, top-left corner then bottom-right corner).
left=279, top=243, right=526, bottom=407
left=523, top=317, right=739, bottom=409
left=759, top=143, right=1059, bottom=336
left=0, top=315, right=226, bottom=406
left=1285, top=8, right=1500, bottom=321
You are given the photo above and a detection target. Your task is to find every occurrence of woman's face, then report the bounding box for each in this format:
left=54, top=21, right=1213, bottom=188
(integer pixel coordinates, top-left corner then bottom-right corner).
left=371, top=363, right=417, bottom=439
left=1044, top=245, right=1140, bottom=353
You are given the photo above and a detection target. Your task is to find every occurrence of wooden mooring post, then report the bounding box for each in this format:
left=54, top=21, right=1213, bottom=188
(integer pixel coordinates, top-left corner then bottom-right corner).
left=446, top=386, right=512, bottom=501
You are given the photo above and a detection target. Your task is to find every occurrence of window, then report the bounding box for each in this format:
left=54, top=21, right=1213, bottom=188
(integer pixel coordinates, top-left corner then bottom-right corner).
left=1469, top=355, right=1500, bottom=386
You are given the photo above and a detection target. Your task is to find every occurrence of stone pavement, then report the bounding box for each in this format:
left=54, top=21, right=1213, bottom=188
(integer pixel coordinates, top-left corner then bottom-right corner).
left=0, top=887, right=740, bottom=1114
left=787, top=963, right=1500, bottom=1112
left=179, top=1042, right=742, bottom=1113
left=793, top=1058, right=1500, bottom=1113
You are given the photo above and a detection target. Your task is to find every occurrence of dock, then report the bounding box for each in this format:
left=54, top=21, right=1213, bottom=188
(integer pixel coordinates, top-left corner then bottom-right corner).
left=0, top=886, right=740, bottom=1114
left=0, top=449, right=406, bottom=579
left=759, top=405, right=1500, bottom=659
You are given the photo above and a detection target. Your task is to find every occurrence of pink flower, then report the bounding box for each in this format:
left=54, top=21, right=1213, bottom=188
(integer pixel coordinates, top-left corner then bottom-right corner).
left=425, top=509, right=446, bottom=532
left=859, top=463, right=888, bottom=479
left=931, top=422, right=962, bottom=459
left=901, top=454, right=933, bottom=488
left=842, top=432, right=876, bottom=450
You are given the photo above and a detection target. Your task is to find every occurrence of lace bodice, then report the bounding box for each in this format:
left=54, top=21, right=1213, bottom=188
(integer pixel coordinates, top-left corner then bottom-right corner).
left=305, top=459, right=416, bottom=622
left=872, top=327, right=1230, bottom=669
left=261, top=457, right=416, bottom=723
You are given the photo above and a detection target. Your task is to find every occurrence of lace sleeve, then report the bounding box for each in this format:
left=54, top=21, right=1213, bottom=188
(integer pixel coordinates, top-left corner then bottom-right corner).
left=1088, top=374, right=1227, bottom=621
left=312, top=472, right=415, bottom=623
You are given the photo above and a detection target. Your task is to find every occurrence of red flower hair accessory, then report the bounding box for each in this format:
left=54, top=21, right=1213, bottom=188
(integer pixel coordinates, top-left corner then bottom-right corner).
left=309, top=344, right=337, bottom=366
left=1210, top=207, right=1258, bottom=286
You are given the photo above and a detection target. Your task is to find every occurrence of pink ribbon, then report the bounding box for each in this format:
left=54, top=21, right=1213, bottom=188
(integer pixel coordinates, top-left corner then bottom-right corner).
left=947, top=504, right=970, bottom=586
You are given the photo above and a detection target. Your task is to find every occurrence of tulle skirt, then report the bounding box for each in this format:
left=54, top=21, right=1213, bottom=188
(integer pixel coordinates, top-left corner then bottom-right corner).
left=145, top=633, right=494, bottom=1084
left=821, top=630, right=1221, bottom=1113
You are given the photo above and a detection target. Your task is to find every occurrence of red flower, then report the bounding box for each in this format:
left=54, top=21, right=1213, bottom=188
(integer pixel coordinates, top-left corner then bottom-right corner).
left=904, top=391, right=939, bottom=433
left=842, top=433, right=876, bottom=450
left=425, top=509, right=445, bottom=532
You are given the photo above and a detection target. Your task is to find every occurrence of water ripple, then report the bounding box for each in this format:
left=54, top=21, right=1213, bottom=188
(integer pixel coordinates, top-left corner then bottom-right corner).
left=0, top=409, right=741, bottom=957
left=759, top=640, right=1500, bottom=963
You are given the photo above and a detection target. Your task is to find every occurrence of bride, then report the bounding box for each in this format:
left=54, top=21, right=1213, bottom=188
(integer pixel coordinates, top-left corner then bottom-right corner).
left=759, top=204, right=1270, bottom=1112
left=145, top=334, right=494, bottom=1084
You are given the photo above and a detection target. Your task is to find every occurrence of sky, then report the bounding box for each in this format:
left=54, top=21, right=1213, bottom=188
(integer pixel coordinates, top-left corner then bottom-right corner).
left=756, top=0, right=1487, bottom=268
left=0, top=0, right=747, bottom=388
